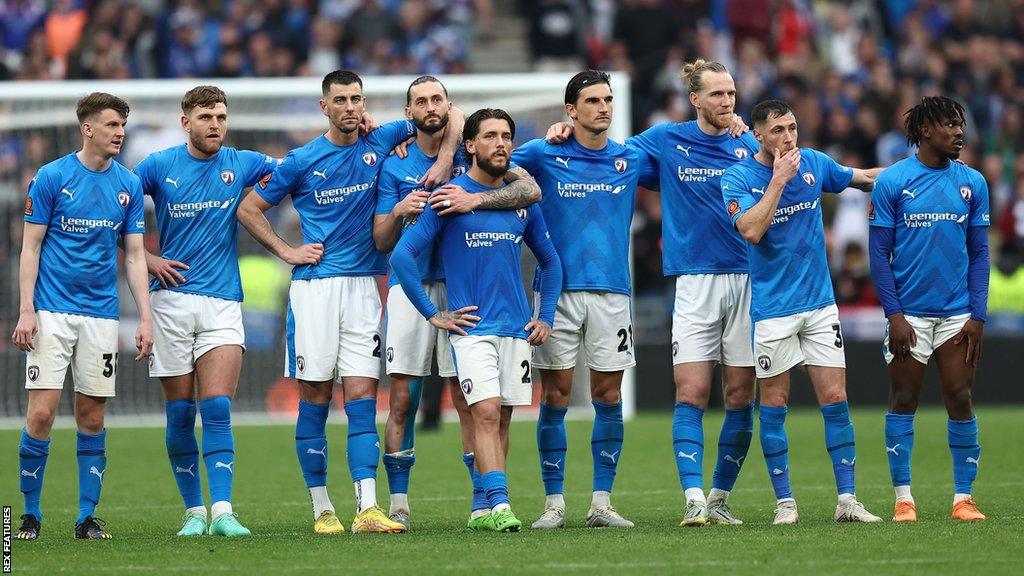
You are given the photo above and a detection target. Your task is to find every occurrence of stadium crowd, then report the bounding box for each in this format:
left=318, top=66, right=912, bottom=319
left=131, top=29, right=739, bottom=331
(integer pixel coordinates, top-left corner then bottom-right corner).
left=1, top=0, right=1023, bottom=317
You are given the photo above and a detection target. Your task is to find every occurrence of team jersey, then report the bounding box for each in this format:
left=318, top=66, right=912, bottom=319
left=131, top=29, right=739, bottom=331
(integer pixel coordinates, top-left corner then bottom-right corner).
left=511, top=135, right=640, bottom=295
left=375, top=143, right=470, bottom=287
left=721, top=148, right=854, bottom=322
left=626, top=121, right=759, bottom=276
left=23, top=152, right=145, bottom=320
left=869, top=155, right=990, bottom=317
left=135, top=145, right=276, bottom=301
left=393, top=173, right=561, bottom=338
left=257, top=120, right=416, bottom=280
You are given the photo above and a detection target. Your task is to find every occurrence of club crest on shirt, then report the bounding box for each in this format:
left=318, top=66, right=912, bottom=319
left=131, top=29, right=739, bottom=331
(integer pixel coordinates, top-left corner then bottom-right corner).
left=220, top=169, right=235, bottom=185
left=734, top=148, right=749, bottom=159
left=117, top=191, right=130, bottom=207
left=362, top=152, right=377, bottom=166
left=867, top=201, right=875, bottom=221
left=802, top=172, right=816, bottom=186
left=517, top=208, right=528, bottom=220
left=614, top=158, right=627, bottom=173
left=452, top=166, right=466, bottom=177
left=960, top=185, right=972, bottom=203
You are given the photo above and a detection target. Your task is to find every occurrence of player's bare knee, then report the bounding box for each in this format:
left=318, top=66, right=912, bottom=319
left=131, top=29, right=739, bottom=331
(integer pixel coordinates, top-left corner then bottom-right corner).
left=889, top=386, right=919, bottom=413
left=25, top=406, right=57, bottom=438
left=74, top=409, right=105, bottom=434
left=541, top=382, right=571, bottom=407
left=943, top=385, right=974, bottom=417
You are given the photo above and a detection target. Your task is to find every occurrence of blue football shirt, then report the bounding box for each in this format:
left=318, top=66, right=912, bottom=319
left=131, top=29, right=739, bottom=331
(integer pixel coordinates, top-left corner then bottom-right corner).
left=721, top=148, right=853, bottom=322
left=24, top=153, right=146, bottom=320
left=869, top=155, right=990, bottom=317
left=257, top=120, right=416, bottom=280
left=135, top=144, right=276, bottom=301
left=511, top=135, right=639, bottom=295
left=393, top=173, right=560, bottom=338
left=626, top=121, right=759, bottom=276
left=375, top=143, right=470, bottom=287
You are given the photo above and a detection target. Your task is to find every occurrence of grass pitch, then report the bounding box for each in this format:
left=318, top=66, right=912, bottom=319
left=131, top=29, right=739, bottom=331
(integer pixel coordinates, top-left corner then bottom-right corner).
left=3, top=406, right=1023, bottom=575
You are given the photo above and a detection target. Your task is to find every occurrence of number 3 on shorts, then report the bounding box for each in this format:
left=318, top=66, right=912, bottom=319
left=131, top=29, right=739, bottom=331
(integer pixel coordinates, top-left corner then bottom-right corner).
left=831, top=324, right=844, bottom=349
left=102, top=353, right=117, bottom=378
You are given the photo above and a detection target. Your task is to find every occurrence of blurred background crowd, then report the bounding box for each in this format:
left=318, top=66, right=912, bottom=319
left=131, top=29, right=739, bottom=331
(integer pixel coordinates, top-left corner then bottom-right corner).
left=1, top=0, right=1023, bottom=344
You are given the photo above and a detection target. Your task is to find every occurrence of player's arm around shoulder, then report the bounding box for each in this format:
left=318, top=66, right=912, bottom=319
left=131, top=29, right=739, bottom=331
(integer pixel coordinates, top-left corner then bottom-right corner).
left=848, top=166, right=883, bottom=192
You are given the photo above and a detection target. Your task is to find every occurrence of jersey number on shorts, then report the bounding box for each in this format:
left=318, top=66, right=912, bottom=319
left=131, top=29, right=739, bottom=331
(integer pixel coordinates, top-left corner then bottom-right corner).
left=102, top=353, right=117, bottom=378
left=521, top=360, right=532, bottom=384
left=831, top=324, right=844, bottom=349
left=371, top=334, right=382, bottom=358
left=616, top=325, right=634, bottom=353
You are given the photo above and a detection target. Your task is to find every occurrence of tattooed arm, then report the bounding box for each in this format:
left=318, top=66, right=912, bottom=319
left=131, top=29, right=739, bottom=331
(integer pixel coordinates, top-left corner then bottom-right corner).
left=427, top=166, right=541, bottom=216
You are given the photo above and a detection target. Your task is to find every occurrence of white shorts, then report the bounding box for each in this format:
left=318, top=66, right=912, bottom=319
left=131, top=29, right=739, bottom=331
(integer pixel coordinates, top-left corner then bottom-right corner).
left=450, top=334, right=533, bottom=406
left=533, top=291, right=636, bottom=372
left=753, top=304, right=846, bottom=378
left=883, top=313, right=970, bottom=365
left=285, top=276, right=382, bottom=381
left=149, top=291, right=245, bottom=377
left=385, top=282, right=456, bottom=378
left=25, top=311, right=119, bottom=397
left=671, top=274, right=754, bottom=367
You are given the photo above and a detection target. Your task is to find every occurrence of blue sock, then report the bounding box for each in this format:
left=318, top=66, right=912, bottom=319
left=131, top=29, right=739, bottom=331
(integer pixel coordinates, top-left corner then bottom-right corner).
left=591, top=400, right=623, bottom=493
left=76, top=429, right=106, bottom=524
left=759, top=405, right=792, bottom=500
left=165, top=399, right=203, bottom=509
left=712, top=403, right=754, bottom=492
left=19, top=429, right=49, bottom=521
left=948, top=416, right=980, bottom=495
left=295, top=400, right=330, bottom=488
left=822, top=401, right=857, bottom=495
left=383, top=450, right=416, bottom=495
left=200, top=396, right=235, bottom=506
left=672, top=403, right=704, bottom=491
left=536, top=403, right=567, bottom=495
left=885, top=412, right=915, bottom=488
left=463, top=453, right=488, bottom=512
left=481, top=470, right=509, bottom=509
left=345, top=398, right=380, bottom=483
left=399, top=378, right=423, bottom=452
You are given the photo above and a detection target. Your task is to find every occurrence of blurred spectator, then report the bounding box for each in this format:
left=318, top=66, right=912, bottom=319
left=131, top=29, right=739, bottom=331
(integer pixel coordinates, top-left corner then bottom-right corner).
left=989, top=243, right=1024, bottom=313
left=518, top=0, right=588, bottom=72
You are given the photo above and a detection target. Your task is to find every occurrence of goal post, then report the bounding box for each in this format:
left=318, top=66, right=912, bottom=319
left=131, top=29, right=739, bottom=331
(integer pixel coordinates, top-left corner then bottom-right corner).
left=0, top=73, right=635, bottom=422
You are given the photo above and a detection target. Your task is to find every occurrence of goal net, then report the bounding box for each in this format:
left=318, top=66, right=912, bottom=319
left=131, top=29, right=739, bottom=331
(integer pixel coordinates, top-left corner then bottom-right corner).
left=0, top=73, right=635, bottom=424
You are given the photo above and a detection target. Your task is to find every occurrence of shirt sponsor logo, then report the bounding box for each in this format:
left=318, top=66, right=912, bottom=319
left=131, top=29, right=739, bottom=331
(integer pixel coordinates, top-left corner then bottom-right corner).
left=771, top=198, right=819, bottom=225
left=168, top=198, right=234, bottom=218
left=901, top=211, right=967, bottom=228
left=556, top=181, right=626, bottom=197
left=464, top=231, right=522, bottom=248
left=313, top=181, right=373, bottom=205
left=59, top=215, right=121, bottom=234
left=677, top=165, right=725, bottom=183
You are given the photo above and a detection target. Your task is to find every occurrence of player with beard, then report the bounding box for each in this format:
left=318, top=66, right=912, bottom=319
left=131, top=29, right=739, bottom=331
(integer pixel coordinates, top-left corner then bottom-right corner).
left=134, top=85, right=281, bottom=537
left=869, top=96, right=990, bottom=522
left=237, top=70, right=462, bottom=534
left=373, top=77, right=541, bottom=530
left=391, top=108, right=562, bottom=532
left=13, top=92, right=152, bottom=541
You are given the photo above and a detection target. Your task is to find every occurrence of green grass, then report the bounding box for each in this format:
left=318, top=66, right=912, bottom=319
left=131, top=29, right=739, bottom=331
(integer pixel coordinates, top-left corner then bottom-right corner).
left=3, top=407, right=1023, bottom=575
